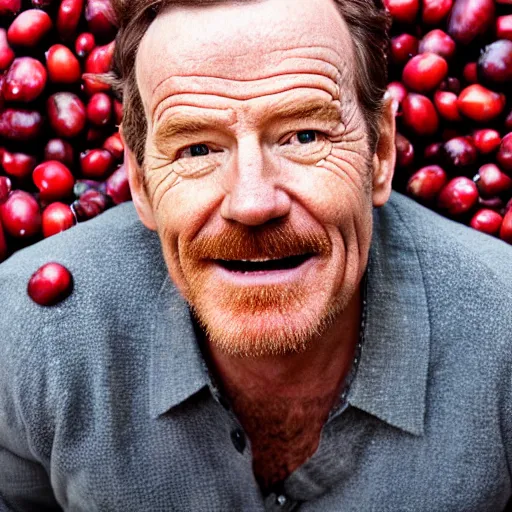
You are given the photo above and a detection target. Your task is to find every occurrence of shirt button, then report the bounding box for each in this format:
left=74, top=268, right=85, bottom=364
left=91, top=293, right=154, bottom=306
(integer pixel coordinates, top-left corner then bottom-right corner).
left=276, top=495, right=287, bottom=507
left=230, top=428, right=246, bottom=454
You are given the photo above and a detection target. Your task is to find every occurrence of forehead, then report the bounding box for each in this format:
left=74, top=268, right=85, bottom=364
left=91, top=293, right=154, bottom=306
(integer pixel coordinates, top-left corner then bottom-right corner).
left=136, top=0, right=356, bottom=108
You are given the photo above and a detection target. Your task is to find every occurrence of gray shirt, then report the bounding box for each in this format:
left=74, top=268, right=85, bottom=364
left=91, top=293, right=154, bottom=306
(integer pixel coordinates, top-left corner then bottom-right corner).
left=1, top=192, right=512, bottom=512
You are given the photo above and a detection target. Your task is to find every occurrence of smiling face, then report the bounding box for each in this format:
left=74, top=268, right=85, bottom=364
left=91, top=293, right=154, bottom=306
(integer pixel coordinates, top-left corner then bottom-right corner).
left=128, top=0, right=395, bottom=357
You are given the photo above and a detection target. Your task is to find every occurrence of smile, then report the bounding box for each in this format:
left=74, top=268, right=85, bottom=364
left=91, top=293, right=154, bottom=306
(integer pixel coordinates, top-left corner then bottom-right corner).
left=215, top=254, right=314, bottom=273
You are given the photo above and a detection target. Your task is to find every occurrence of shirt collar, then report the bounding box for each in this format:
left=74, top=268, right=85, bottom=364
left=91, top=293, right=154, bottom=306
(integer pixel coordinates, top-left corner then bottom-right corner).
left=347, top=194, right=430, bottom=436
left=150, top=193, right=431, bottom=433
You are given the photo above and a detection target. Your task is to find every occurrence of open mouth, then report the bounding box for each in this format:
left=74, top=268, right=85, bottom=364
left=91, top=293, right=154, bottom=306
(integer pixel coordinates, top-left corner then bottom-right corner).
left=216, top=254, right=313, bottom=273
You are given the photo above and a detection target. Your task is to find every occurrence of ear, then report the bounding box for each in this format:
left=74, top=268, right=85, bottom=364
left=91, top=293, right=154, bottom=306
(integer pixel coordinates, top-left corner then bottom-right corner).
left=120, top=126, right=157, bottom=231
left=371, top=97, right=396, bottom=208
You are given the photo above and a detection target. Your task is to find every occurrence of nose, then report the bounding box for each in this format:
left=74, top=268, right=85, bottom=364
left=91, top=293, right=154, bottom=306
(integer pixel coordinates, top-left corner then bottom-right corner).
left=220, top=137, right=291, bottom=226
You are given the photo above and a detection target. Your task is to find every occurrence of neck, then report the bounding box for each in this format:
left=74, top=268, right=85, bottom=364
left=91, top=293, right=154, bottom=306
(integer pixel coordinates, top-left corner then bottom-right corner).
left=205, top=284, right=362, bottom=404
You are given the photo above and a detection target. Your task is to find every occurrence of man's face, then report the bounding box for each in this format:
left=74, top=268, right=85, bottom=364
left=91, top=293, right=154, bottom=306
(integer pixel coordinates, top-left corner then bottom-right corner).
left=130, top=0, right=395, bottom=357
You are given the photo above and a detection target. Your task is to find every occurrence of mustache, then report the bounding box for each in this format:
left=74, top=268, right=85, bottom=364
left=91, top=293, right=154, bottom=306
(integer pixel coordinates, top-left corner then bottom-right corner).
left=185, top=222, right=332, bottom=261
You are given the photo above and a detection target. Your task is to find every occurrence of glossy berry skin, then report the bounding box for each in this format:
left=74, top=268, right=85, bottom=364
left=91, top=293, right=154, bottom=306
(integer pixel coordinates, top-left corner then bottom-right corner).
left=105, top=164, right=131, bottom=205
left=471, top=129, right=501, bottom=154
left=57, top=0, right=85, bottom=41
left=499, top=209, right=512, bottom=244
left=497, top=133, right=512, bottom=173
left=422, top=0, right=453, bottom=25
left=80, top=148, right=114, bottom=179
left=457, top=85, right=506, bottom=122
left=0, top=189, right=41, bottom=238
left=1, top=150, right=37, bottom=180
left=85, top=0, right=117, bottom=40
left=477, top=40, right=512, bottom=90
left=0, top=176, right=12, bottom=203
left=448, top=0, right=495, bottom=46
left=0, top=28, right=14, bottom=71
left=402, top=53, right=448, bottom=92
left=402, top=93, right=439, bottom=136
left=437, top=176, right=479, bottom=216
left=75, top=32, right=95, bottom=58
left=442, top=137, right=478, bottom=173
left=44, top=138, right=74, bottom=167
left=3, top=57, right=47, bottom=103
left=470, top=209, right=503, bottom=235
left=496, top=15, right=512, bottom=42
left=102, top=132, right=123, bottom=160
left=0, top=109, right=43, bottom=141
left=390, top=34, right=419, bottom=66
left=7, top=9, right=52, bottom=47
left=463, top=62, right=478, bottom=83
left=42, top=202, right=75, bottom=238
left=47, top=92, right=86, bottom=138
left=383, top=0, right=419, bottom=24
left=419, top=30, right=456, bottom=60
left=72, top=188, right=109, bottom=221
left=407, top=165, right=448, bottom=202
left=475, top=163, right=512, bottom=197
left=434, top=91, right=462, bottom=122
left=27, top=262, right=73, bottom=306
left=46, top=44, right=81, bottom=84
left=83, top=40, right=115, bottom=94
left=86, top=92, right=112, bottom=126
left=395, top=133, right=415, bottom=168
left=33, top=160, right=75, bottom=202
left=0, top=0, right=21, bottom=16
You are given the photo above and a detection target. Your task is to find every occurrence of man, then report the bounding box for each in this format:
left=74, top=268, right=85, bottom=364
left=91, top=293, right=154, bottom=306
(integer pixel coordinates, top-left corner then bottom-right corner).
left=0, top=0, right=511, bottom=510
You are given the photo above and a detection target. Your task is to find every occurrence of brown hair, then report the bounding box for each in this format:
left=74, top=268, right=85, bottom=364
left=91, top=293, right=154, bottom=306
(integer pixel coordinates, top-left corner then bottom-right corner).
left=108, top=0, right=390, bottom=169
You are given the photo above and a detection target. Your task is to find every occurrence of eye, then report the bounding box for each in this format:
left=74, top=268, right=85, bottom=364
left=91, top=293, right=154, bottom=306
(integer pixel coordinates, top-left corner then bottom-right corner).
left=286, top=130, right=320, bottom=145
left=177, top=144, right=210, bottom=159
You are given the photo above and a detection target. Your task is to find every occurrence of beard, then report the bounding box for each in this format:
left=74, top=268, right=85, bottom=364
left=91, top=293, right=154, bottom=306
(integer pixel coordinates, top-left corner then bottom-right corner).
left=178, top=220, right=351, bottom=358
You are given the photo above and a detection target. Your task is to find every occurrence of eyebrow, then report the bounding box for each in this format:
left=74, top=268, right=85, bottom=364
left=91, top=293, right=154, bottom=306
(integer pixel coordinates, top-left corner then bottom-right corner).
left=153, top=99, right=342, bottom=153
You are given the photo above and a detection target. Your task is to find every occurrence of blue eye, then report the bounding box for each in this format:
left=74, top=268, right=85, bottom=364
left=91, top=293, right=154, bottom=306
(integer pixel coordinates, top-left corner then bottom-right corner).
left=296, top=131, right=317, bottom=144
left=189, top=144, right=210, bottom=157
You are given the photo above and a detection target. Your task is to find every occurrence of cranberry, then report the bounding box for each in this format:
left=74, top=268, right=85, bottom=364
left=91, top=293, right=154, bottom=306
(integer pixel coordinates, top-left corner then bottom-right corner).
left=80, top=148, right=114, bottom=179
left=0, top=0, right=21, bottom=16
left=33, top=161, right=75, bottom=202
left=442, top=137, right=478, bottom=173
left=439, top=77, right=461, bottom=94
left=437, top=176, right=479, bottom=216
left=471, top=129, right=501, bottom=154
left=75, top=32, right=95, bottom=58
left=463, top=62, right=478, bottom=83
left=102, top=132, right=123, bottom=160
left=0, top=28, right=14, bottom=71
left=424, top=142, right=443, bottom=162
left=3, top=57, right=47, bottom=103
left=7, top=9, right=52, bottom=47
left=1, top=150, right=36, bottom=180
left=27, top=262, right=73, bottom=306
left=72, top=188, right=109, bottom=221
left=395, top=133, right=415, bottom=168
left=497, top=15, right=512, bottom=41
left=47, top=92, right=86, bottom=138
left=85, top=0, right=117, bottom=40
left=83, top=40, right=115, bottom=94
left=422, top=0, right=453, bottom=25
left=402, top=93, right=439, bottom=136
left=497, top=133, right=512, bottom=173
left=499, top=209, right=512, bottom=243
left=0, top=176, right=12, bottom=204
left=56, top=0, right=85, bottom=41
left=73, top=178, right=102, bottom=198
left=383, top=0, right=419, bottom=24
left=386, top=81, right=408, bottom=114
left=390, top=34, right=419, bottom=66
left=419, top=30, right=456, bottom=60
left=105, top=164, right=131, bottom=205
left=86, top=92, right=112, bottom=126
left=470, top=209, right=503, bottom=235
left=457, top=84, right=506, bottom=122
left=0, top=189, right=41, bottom=238
left=434, top=91, right=462, bottom=122
left=478, top=196, right=504, bottom=212
left=44, top=138, right=74, bottom=167
left=475, top=163, right=512, bottom=197
left=0, top=108, right=43, bottom=141
left=46, top=44, right=81, bottom=84
left=407, top=165, right=448, bottom=202
left=477, top=40, right=512, bottom=90
left=402, top=53, right=448, bottom=93
left=42, top=202, right=75, bottom=238
left=448, top=0, right=495, bottom=46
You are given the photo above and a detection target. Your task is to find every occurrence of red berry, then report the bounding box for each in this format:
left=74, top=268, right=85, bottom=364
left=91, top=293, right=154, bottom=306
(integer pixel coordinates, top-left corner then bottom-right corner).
left=44, top=138, right=74, bottom=167
left=0, top=0, right=21, bottom=16
left=102, top=132, right=123, bottom=160
left=471, top=129, right=501, bottom=154
left=402, top=93, right=439, bottom=136
left=47, top=92, right=86, bottom=138
left=422, top=0, right=453, bottom=25
left=407, top=165, right=448, bottom=202
left=0, top=189, right=41, bottom=238
left=33, top=161, right=75, bottom=202
left=496, top=15, right=512, bottom=41
left=57, top=0, right=85, bottom=41
left=395, top=133, right=415, bottom=168
left=477, top=40, right=512, bottom=90
left=463, top=62, right=478, bottom=83
left=475, top=163, right=512, bottom=197
left=437, top=176, right=479, bottom=216
left=86, top=92, right=112, bottom=126
left=1, top=150, right=36, bottom=180
left=3, top=57, right=47, bottom=102
left=46, top=44, right=81, bottom=84
left=470, top=209, right=503, bottom=235
left=27, top=262, right=73, bottom=306
left=0, top=28, right=14, bottom=71
left=499, top=209, right=512, bottom=244
left=105, top=164, right=131, bottom=205
left=85, top=0, right=117, bottom=40
left=383, top=0, right=419, bottom=24
left=457, top=84, right=506, bottom=122
left=0, top=176, right=12, bottom=204
left=448, top=0, right=495, bottom=46
left=419, top=30, right=456, bottom=60
left=75, top=32, right=95, bottom=58
left=403, top=53, right=448, bottom=92
left=72, top=188, right=109, bottom=221
left=442, top=136, right=478, bottom=172
left=497, top=133, right=512, bottom=173
left=7, top=9, right=52, bottom=47
left=0, top=108, right=43, bottom=141
left=83, top=40, right=114, bottom=94
left=434, top=91, right=462, bottom=122
left=80, top=148, right=114, bottom=179
left=42, top=202, right=75, bottom=238
left=390, top=33, right=419, bottom=66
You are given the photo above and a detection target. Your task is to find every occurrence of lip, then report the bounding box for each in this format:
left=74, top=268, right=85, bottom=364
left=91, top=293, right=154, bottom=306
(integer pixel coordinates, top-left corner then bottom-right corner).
left=210, top=254, right=319, bottom=286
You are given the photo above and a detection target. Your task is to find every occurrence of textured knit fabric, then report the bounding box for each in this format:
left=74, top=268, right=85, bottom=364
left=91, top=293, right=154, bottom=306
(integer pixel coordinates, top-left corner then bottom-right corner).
left=0, top=192, right=511, bottom=512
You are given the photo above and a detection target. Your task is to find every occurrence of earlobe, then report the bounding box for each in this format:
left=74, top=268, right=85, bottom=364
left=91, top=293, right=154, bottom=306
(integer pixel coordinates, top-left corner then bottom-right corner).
left=121, top=127, right=157, bottom=231
left=372, top=98, right=397, bottom=208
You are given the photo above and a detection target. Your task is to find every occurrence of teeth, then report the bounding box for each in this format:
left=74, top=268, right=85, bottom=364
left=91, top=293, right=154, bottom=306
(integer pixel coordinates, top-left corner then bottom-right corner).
left=239, top=258, right=279, bottom=262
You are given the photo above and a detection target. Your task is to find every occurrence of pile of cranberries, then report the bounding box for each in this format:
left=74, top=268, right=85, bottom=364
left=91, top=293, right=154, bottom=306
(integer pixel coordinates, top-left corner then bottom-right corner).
left=386, top=0, right=512, bottom=243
